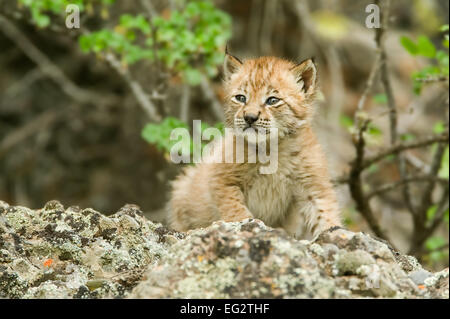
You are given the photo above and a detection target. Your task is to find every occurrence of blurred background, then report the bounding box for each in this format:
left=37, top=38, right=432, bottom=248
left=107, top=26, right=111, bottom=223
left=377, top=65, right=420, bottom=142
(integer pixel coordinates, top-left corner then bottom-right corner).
left=0, top=0, right=448, bottom=270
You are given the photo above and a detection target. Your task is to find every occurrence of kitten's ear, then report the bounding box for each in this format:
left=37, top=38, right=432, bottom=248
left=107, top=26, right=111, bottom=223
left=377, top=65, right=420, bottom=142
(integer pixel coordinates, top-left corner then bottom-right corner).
left=223, top=47, right=243, bottom=80
left=291, top=58, right=317, bottom=94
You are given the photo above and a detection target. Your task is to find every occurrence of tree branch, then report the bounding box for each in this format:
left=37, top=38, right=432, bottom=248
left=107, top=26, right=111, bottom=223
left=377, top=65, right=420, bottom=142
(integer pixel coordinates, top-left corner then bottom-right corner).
left=366, top=175, right=448, bottom=200
left=361, top=133, right=449, bottom=170
left=103, top=53, right=162, bottom=122
left=0, top=14, right=104, bottom=104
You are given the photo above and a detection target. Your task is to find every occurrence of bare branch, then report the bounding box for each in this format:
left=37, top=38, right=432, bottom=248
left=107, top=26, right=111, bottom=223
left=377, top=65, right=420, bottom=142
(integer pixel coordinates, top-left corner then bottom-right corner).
left=409, top=184, right=449, bottom=254
left=292, top=0, right=345, bottom=128
left=404, top=153, right=431, bottom=173
left=200, top=77, right=224, bottom=121
left=361, top=133, right=449, bottom=170
left=0, top=110, right=60, bottom=160
left=139, top=0, right=157, bottom=18
left=343, top=0, right=393, bottom=244
left=0, top=14, right=103, bottom=104
left=366, top=175, right=448, bottom=200
left=179, top=84, right=191, bottom=123
left=416, top=141, right=447, bottom=217
left=260, top=0, right=277, bottom=55
left=348, top=119, right=393, bottom=243
left=104, top=53, right=162, bottom=122
left=415, top=76, right=449, bottom=83
left=356, top=55, right=381, bottom=114
left=376, top=0, right=397, bottom=145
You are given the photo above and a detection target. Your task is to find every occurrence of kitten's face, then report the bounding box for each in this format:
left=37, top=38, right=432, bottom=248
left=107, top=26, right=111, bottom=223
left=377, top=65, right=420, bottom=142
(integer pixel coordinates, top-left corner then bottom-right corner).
left=223, top=55, right=317, bottom=139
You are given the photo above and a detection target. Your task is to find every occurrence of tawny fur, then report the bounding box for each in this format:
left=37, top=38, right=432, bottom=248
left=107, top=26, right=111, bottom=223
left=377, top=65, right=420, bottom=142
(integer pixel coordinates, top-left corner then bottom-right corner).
left=167, top=54, right=341, bottom=239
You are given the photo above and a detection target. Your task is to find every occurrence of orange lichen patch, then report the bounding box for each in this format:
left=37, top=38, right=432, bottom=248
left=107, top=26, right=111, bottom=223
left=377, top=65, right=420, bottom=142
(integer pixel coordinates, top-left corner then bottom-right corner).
left=260, top=277, right=273, bottom=285
left=197, top=255, right=205, bottom=263
left=43, top=258, right=54, bottom=267
left=417, top=285, right=426, bottom=290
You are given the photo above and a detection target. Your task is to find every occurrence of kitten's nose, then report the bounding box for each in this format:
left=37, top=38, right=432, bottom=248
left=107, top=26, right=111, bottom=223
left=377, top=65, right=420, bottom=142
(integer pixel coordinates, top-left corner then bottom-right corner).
left=244, top=113, right=259, bottom=125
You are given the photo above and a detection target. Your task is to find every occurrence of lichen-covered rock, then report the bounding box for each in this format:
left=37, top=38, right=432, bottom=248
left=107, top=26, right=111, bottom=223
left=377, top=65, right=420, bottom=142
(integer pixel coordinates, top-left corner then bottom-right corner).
left=0, top=200, right=448, bottom=299
left=0, top=200, right=178, bottom=298
left=130, top=222, right=447, bottom=299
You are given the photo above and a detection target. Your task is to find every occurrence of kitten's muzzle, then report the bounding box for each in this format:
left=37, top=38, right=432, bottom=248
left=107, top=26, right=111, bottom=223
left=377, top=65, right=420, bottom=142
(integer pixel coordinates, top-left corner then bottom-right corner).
left=244, top=112, right=259, bottom=125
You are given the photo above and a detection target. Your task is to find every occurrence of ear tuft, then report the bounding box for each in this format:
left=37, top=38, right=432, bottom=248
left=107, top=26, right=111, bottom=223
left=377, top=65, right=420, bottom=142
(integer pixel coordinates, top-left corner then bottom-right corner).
left=223, top=49, right=243, bottom=80
left=290, top=58, right=317, bottom=94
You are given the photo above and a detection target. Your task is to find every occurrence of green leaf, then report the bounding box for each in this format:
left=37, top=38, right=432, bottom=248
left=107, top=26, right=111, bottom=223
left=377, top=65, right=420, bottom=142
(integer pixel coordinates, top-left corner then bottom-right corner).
left=438, top=146, right=449, bottom=179
left=426, top=205, right=438, bottom=221
left=184, top=68, right=203, bottom=86
left=444, top=36, right=450, bottom=49
left=425, top=236, right=447, bottom=251
left=385, top=154, right=396, bottom=162
left=367, top=164, right=379, bottom=174
left=373, top=93, right=388, bottom=104
left=213, top=122, right=225, bottom=134
left=417, top=35, right=437, bottom=58
left=433, top=122, right=445, bottom=134
left=367, top=123, right=382, bottom=138
left=35, top=14, right=50, bottom=28
left=437, top=50, right=449, bottom=74
left=79, top=35, right=92, bottom=52
left=141, top=117, right=190, bottom=153
left=400, top=36, right=419, bottom=55
left=429, top=250, right=448, bottom=263
left=339, top=115, right=354, bottom=129
left=400, top=133, right=415, bottom=142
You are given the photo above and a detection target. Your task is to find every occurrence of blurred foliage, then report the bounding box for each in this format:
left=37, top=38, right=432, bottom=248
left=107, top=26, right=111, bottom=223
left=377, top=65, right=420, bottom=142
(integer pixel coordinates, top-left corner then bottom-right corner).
left=19, top=0, right=231, bottom=84
left=18, top=0, right=231, bottom=156
left=80, top=1, right=231, bottom=156
left=339, top=113, right=382, bottom=146
left=311, top=10, right=350, bottom=41
left=18, top=0, right=114, bottom=28
left=142, top=117, right=189, bottom=154
left=151, top=1, right=231, bottom=84
left=400, top=24, right=449, bottom=94
left=80, top=1, right=231, bottom=85
left=432, top=121, right=449, bottom=179
left=400, top=25, right=449, bottom=265
left=80, top=14, right=154, bottom=64
left=425, top=236, right=448, bottom=264
left=373, top=93, right=388, bottom=105
left=412, top=0, right=445, bottom=34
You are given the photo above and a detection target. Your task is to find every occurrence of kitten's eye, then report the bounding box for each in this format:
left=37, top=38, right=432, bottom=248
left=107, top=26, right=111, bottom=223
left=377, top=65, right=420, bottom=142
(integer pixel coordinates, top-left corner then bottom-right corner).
left=235, top=95, right=247, bottom=103
left=266, top=96, right=280, bottom=106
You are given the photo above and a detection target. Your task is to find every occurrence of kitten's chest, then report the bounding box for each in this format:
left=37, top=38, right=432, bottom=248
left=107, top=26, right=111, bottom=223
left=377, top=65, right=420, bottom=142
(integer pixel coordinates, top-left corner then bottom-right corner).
left=243, top=168, right=293, bottom=226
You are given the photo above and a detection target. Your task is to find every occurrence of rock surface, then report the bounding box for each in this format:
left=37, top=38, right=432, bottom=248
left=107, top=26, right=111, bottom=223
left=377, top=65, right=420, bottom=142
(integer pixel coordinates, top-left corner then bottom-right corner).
left=0, top=200, right=448, bottom=299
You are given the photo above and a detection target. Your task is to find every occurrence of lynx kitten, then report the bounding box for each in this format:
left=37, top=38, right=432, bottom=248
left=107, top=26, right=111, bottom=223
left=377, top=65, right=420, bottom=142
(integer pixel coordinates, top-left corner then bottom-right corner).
left=167, top=52, right=341, bottom=239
